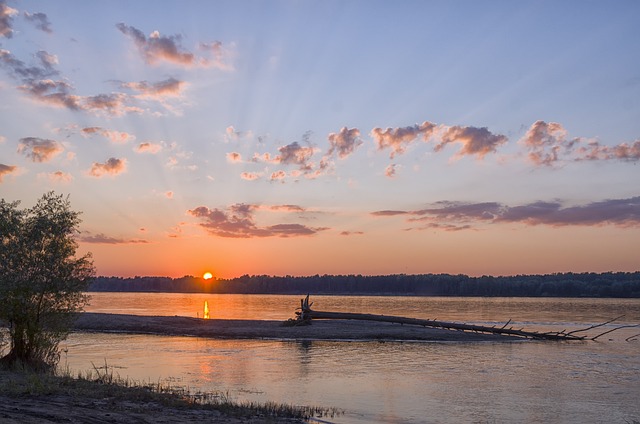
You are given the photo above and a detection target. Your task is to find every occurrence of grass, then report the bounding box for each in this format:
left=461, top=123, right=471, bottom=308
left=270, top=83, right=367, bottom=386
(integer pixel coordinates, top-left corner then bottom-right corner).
left=0, top=359, right=342, bottom=421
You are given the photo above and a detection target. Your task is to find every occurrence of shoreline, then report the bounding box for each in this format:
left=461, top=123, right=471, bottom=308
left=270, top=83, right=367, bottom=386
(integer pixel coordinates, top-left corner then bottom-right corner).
left=72, top=312, right=520, bottom=342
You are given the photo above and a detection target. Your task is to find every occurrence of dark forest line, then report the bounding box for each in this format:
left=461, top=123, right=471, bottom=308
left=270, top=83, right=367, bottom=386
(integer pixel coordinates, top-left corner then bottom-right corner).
left=89, top=272, right=640, bottom=297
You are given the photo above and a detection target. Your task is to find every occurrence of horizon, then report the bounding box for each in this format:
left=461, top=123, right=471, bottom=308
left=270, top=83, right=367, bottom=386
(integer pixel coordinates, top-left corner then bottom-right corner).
left=1, top=1, right=639, bottom=280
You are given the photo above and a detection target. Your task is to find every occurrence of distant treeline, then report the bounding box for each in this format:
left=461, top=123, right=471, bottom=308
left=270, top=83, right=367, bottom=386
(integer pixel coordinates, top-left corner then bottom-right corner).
left=88, top=272, right=640, bottom=297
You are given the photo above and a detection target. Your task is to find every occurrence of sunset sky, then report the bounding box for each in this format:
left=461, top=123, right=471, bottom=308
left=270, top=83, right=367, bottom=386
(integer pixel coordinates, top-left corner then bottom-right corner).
left=1, top=0, right=639, bottom=279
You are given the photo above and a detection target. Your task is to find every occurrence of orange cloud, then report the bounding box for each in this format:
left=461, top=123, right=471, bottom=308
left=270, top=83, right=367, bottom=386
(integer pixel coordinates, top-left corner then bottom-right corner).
left=135, top=142, right=162, bottom=154
left=0, top=163, right=17, bottom=182
left=82, top=126, right=136, bottom=144
left=240, top=171, right=261, bottom=181
left=17, top=137, right=63, bottom=162
left=0, top=1, right=17, bottom=38
left=46, top=170, right=73, bottom=183
left=89, top=157, right=127, bottom=177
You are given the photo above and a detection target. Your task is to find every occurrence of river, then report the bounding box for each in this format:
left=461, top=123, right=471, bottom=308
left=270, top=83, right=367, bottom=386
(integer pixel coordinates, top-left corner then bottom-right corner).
left=61, top=294, right=640, bottom=423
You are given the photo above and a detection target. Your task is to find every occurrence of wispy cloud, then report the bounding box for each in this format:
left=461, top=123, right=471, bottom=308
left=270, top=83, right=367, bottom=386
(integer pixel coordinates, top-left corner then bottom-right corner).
left=116, top=23, right=232, bottom=69
left=120, top=77, right=186, bottom=99
left=42, top=170, right=73, bottom=183
left=23, top=11, right=52, bottom=34
left=372, top=197, right=640, bottom=229
left=88, top=157, right=127, bottom=177
left=0, top=163, right=17, bottom=182
left=82, top=126, right=136, bottom=144
left=187, top=203, right=326, bottom=238
left=17, top=137, right=63, bottom=162
left=78, top=232, right=149, bottom=244
left=135, top=142, right=162, bottom=154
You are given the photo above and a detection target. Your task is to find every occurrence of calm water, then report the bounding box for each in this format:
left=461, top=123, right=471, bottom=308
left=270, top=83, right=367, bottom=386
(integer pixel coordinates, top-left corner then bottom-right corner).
left=61, top=294, right=640, bottom=423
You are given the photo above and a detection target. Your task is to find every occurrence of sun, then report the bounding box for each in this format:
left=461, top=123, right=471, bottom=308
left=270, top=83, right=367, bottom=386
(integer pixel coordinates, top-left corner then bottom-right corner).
left=203, top=272, right=213, bottom=280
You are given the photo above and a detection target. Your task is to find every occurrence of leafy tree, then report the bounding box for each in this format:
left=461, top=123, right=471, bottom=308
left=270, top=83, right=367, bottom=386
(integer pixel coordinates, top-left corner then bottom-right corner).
left=0, top=192, right=95, bottom=370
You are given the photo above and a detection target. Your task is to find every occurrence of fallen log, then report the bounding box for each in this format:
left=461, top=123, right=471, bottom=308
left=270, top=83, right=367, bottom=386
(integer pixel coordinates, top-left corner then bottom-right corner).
left=294, top=295, right=636, bottom=341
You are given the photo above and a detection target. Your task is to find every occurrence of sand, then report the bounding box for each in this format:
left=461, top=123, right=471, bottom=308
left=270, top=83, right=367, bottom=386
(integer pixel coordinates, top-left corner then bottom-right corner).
left=72, top=312, right=518, bottom=342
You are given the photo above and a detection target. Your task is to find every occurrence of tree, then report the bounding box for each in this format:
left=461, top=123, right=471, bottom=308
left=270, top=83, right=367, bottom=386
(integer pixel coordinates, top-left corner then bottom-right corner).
left=0, top=192, right=95, bottom=370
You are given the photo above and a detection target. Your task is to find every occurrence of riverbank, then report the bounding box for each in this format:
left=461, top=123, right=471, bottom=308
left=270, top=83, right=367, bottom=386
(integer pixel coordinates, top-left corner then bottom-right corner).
left=73, top=312, right=519, bottom=341
left=0, top=367, right=325, bottom=423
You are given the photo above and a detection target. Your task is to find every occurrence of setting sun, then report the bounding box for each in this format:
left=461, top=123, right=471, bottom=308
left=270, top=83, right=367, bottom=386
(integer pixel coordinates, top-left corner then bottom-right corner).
left=203, top=272, right=213, bottom=280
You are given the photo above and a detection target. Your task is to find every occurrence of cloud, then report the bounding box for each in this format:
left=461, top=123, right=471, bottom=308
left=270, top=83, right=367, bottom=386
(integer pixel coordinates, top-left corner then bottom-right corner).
left=23, top=11, right=52, bottom=34
left=520, top=120, right=572, bottom=165
left=116, top=23, right=231, bottom=69
left=0, top=0, right=17, bottom=38
left=0, top=163, right=17, bottom=182
left=276, top=141, right=316, bottom=170
left=45, top=170, right=73, bottom=183
left=88, top=157, right=127, bottom=177
left=0, top=48, right=145, bottom=116
left=270, top=170, right=287, bottom=181
left=371, top=121, right=436, bottom=158
left=135, top=142, right=162, bottom=154
left=226, top=152, right=242, bottom=163
left=82, top=127, right=136, bottom=144
left=121, top=77, right=186, bottom=98
left=384, top=164, right=397, bottom=178
left=17, top=137, right=63, bottom=162
left=187, top=204, right=326, bottom=238
left=372, top=197, right=640, bottom=229
left=521, top=120, right=640, bottom=165
left=340, top=230, right=364, bottom=236
left=240, top=171, right=261, bottom=181
left=326, top=127, right=362, bottom=159
left=78, top=232, right=149, bottom=244
left=224, top=126, right=254, bottom=142
left=435, top=125, right=508, bottom=159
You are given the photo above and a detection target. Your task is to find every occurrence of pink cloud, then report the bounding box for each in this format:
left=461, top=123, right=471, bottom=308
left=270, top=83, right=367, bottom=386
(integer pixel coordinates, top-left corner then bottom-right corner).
left=326, top=127, right=362, bottom=159
left=135, top=142, right=162, bottom=154
left=17, top=137, right=63, bottom=162
left=116, top=23, right=231, bottom=69
left=384, top=164, right=397, bottom=178
left=88, top=157, right=127, bottom=177
left=435, top=125, right=508, bottom=159
left=240, top=171, right=261, bottom=181
left=82, top=127, right=136, bottom=144
left=226, top=152, right=242, bottom=163
left=0, top=1, right=17, bottom=38
left=46, top=170, right=73, bottom=183
left=371, top=121, right=436, bottom=158
left=270, top=170, right=287, bottom=181
left=521, top=121, right=640, bottom=165
left=121, top=77, right=186, bottom=98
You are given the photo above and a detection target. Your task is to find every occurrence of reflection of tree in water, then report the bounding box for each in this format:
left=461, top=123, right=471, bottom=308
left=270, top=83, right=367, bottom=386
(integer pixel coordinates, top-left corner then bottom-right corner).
left=295, top=340, right=314, bottom=378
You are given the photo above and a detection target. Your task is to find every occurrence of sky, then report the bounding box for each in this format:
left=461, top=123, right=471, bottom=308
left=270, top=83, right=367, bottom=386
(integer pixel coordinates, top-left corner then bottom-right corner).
left=1, top=0, right=639, bottom=279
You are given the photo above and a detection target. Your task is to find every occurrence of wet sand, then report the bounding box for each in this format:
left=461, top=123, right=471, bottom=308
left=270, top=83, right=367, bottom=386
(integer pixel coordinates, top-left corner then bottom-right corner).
left=73, top=312, right=518, bottom=342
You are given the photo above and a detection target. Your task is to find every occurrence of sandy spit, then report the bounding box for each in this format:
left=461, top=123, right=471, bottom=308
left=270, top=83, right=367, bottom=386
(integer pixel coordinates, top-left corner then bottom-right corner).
left=72, top=312, right=518, bottom=342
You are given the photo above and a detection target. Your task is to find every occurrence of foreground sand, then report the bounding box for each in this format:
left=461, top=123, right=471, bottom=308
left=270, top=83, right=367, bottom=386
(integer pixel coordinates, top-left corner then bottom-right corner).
left=73, top=312, right=518, bottom=342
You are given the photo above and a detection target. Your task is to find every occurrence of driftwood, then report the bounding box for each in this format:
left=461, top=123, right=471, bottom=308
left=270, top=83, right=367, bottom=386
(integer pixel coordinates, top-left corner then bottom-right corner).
left=294, top=295, right=637, bottom=341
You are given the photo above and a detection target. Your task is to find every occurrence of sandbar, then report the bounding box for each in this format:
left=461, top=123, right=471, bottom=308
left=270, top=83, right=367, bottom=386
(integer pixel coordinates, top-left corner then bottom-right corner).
left=73, top=312, right=518, bottom=342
